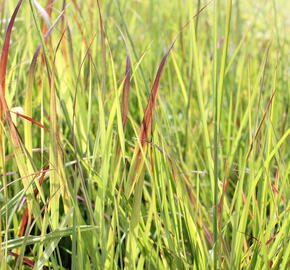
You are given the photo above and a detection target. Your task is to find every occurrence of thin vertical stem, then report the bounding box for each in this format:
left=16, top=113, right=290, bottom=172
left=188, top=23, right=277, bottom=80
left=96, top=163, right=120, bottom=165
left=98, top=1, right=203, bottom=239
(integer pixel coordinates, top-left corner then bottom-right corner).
left=213, top=0, right=218, bottom=268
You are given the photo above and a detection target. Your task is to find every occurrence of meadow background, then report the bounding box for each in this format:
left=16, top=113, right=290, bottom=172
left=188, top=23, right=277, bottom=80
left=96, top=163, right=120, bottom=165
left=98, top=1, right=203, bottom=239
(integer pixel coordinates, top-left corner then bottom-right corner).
left=0, top=0, right=289, bottom=269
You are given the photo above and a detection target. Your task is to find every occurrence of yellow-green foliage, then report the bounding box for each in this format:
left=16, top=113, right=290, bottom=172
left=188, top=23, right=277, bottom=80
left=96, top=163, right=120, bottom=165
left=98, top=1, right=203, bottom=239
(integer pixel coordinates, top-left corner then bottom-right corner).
left=0, top=0, right=289, bottom=269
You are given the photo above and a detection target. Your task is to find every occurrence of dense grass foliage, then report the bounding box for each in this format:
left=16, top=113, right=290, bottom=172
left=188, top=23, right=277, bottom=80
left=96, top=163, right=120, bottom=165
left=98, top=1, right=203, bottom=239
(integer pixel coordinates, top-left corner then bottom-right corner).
left=0, top=0, right=289, bottom=269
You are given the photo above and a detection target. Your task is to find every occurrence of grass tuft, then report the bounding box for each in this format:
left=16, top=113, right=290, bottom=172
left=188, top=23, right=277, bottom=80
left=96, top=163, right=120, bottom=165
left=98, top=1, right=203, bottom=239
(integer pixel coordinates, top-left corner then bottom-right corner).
left=0, top=0, right=289, bottom=269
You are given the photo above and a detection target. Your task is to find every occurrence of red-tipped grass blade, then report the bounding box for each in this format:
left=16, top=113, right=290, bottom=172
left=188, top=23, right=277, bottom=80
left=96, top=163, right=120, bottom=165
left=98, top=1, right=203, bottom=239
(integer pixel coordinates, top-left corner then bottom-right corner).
left=121, top=54, right=131, bottom=129
left=126, top=2, right=212, bottom=200
left=0, top=0, right=24, bottom=151
left=271, top=185, right=284, bottom=201
left=125, top=41, right=176, bottom=199
left=11, top=111, right=50, bottom=132
left=139, top=41, right=175, bottom=146
left=0, top=0, right=23, bottom=96
left=18, top=168, right=49, bottom=236
left=8, top=251, right=35, bottom=267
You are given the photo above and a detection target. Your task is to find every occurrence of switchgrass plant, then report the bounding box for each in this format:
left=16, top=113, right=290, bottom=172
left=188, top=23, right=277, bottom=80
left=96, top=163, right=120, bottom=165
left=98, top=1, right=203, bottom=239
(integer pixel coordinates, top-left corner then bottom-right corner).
left=0, top=0, right=289, bottom=269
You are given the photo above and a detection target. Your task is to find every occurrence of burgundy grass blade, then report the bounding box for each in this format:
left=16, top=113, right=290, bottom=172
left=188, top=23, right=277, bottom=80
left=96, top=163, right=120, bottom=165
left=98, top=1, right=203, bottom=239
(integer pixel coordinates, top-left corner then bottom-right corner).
left=0, top=2, right=63, bottom=146
left=125, top=42, right=175, bottom=197
left=271, top=184, right=284, bottom=201
left=0, top=0, right=23, bottom=95
left=18, top=168, right=48, bottom=236
left=121, top=54, right=131, bottom=129
left=0, top=0, right=24, bottom=151
left=123, top=4, right=213, bottom=230
left=0, top=0, right=22, bottom=132
left=11, top=111, right=50, bottom=132
left=8, top=251, right=35, bottom=267
left=202, top=222, right=214, bottom=247
left=266, top=232, right=279, bottom=245
left=126, top=2, right=211, bottom=197
left=139, top=41, right=176, bottom=147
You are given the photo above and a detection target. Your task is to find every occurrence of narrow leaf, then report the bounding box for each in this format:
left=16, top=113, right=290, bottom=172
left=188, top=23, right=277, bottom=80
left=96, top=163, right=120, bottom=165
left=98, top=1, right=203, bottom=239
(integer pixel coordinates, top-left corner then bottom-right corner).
left=121, top=54, right=131, bottom=129
left=11, top=111, right=50, bottom=132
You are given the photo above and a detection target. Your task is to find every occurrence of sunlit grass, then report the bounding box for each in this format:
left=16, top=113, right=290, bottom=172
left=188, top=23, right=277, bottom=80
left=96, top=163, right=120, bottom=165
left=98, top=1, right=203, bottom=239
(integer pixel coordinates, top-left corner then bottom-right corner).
left=0, top=0, right=289, bottom=269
